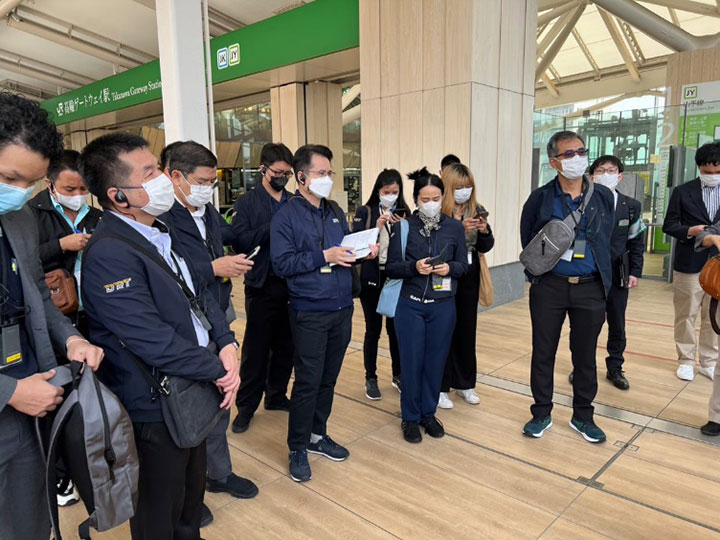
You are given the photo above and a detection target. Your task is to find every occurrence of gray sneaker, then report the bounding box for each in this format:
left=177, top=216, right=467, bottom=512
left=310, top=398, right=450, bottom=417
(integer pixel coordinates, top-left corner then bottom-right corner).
left=365, top=378, right=381, bottom=400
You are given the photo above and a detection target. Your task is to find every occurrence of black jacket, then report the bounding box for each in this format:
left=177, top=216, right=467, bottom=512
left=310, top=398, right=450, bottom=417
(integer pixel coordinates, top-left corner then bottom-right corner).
left=611, top=193, right=645, bottom=285
left=385, top=213, right=469, bottom=303
left=28, top=188, right=102, bottom=274
left=352, top=204, right=391, bottom=288
left=159, top=201, right=233, bottom=313
left=232, top=185, right=292, bottom=289
left=663, top=178, right=718, bottom=273
left=520, top=178, right=615, bottom=296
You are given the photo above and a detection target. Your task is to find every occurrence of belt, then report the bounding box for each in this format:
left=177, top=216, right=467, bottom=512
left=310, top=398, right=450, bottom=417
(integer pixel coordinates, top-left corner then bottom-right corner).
left=548, top=272, right=600, bottom=285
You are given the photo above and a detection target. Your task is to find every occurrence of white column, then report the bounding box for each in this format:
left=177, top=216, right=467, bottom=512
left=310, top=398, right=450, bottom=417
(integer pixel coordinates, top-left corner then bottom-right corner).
left=155, top=0, right=209, bottom=147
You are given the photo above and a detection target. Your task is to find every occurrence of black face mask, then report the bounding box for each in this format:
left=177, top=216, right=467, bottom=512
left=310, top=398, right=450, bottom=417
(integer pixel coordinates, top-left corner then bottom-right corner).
left=269, top=175, right=288, bottom=192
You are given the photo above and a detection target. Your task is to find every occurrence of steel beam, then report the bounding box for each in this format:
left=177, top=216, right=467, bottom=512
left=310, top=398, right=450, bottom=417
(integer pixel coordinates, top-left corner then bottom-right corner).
left=598, top=8, right=641, bottom=82
left=537, top=8, right=577, bottom=59
left=571, top=28, right=601, bottom=78
left=538, top=0, right=571, bottom=10
left=638, top=0, right=720, bottom=18
left=0, top=57, right=81, bottom=89
left=0, top=0, right=21, bottom=18
left=0, top=47, right=93, bottom=86
left=537, top=1, right=578, bottom=27
left=619, top=20, right=645, bottom=65
left=536, top=3, right=586, bottom=81
left=542, top=74, right=560, bottom=97
left=667, top=7, right=680, bottom=26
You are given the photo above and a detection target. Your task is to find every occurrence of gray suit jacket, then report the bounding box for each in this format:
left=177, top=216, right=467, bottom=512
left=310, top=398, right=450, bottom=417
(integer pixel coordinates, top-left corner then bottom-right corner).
left=0, top=206, right=79, bottom=411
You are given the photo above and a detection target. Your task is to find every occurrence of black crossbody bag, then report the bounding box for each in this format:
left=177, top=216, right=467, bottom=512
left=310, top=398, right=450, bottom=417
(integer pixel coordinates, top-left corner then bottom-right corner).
left=86, top=232, right=224, bottom=449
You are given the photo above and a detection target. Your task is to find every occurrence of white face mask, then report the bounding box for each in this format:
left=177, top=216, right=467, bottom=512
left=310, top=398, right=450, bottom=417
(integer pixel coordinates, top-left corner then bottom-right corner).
left=308, top=175, right=333, bottom=199
left=419, top=200, right=442, bottom=219
left=182, top=174, right=215, bottom=207
left=593, top=173, right=620, bottom=192
left=700, top=173, right=720, bottom=188
left=55, top=191, right=88, bottom=212
left=558, top=155, right=588, bottom=180
left=454, top=187, right=473, bottom=204
left=140, top=173, right=175, bottom=216
left=379, top=193, right=398, bottom=208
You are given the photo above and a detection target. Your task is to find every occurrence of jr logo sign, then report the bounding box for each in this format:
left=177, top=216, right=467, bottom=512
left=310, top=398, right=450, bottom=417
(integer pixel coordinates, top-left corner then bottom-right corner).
left=217, top=47, right=228, bottom=69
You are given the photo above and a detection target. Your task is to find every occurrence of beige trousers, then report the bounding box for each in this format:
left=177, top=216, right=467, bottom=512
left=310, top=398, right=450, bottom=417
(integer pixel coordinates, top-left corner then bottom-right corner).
left=673, top=271, right=718, bottom=368
left=710, top=370, right=720, bottom=423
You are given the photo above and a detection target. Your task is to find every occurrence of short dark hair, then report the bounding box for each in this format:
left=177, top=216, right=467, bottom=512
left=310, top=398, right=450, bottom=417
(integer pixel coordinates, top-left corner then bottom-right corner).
left=160, top=140, right=183, bottom=170
left=293, top=144, right=333, bottom=180
left=589, top=155, right=624, bottom=174
left=408, top=166, right=444, bottom=202
left=167, top=141, right=217, bottom=176
left=80, top=133, right=148, bottom=208
left=696, top=141, right=720, bottom=167
left=0, top=92, right=63, bottom=161
left=364, top=168, right=410, bottom=212
left=547, top=130, right=586, bottom=159
left=260, top=142, right=293, bottom=168
left=47, top=149, right=81, bottom=182
left=441, top=154, right=461, bottom=170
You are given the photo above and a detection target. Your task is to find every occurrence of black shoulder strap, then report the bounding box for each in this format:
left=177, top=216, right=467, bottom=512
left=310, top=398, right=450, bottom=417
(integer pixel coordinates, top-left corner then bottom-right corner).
left=711, top=298, right=720, bottom=335
left=326, top=199, right=345, bottom=223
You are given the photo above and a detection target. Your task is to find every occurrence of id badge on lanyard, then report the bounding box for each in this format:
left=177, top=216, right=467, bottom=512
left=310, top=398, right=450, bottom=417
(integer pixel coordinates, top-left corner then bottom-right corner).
left=0, top=323, right=22, bottom=370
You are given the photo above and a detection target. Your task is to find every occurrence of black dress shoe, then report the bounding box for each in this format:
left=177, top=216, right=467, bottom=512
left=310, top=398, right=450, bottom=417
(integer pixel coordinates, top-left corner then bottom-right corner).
left=231, top=414, right=251, bottom=433
left=200, top=503, right=213, bottom=528
left=419, top=416, right=445, bottom=438
left=606, top=368, right=630, bottom=390
left=264, top=396, right=291, bottom=411
left=401, top=421, right=422, bottom=443
left=568, top=371, right=574, bottom=384
left=206, top=473, right=259, bottom=499
left=701, top=421, right=720, bottom=436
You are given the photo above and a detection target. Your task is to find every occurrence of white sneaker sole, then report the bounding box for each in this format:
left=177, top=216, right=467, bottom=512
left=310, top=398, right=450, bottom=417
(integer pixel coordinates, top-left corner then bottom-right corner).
left=456, top=391, right=480, bottom=405
left=307, top=448, right=349, bottom=462
left=365, top=392, right=382, bottom=401
left=391, top=382, right=401, bottom=394
left=568, top=420, right=605, bottom=443
left=523, top=421, right=552, bottom=438
left=289, top=472, right=311, bottom=482
left=57, top=494, right=79, bottom=507
left=677, top=367, right=695, bottom=381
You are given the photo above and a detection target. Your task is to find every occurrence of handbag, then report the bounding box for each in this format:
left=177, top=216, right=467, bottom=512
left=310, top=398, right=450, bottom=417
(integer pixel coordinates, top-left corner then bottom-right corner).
left=45, top=268, right=79, bottom=314
left=700, top=255, right=720, bottom=335
left=477, top=253, right=494, bottom=307
left=376, top=219, right=409, bottom=318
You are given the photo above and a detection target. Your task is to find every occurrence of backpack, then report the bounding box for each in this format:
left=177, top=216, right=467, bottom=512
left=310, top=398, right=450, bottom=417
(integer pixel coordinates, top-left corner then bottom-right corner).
left=39, top=362, right=139, bottom=540
left=700, top=255, right=720, bottom=334
left=519, top=178, right=594, bottom=277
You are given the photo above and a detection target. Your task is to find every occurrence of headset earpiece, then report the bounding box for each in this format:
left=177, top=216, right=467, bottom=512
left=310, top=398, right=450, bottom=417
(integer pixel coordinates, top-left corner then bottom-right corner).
left=114, top=190, right=128, bottom=204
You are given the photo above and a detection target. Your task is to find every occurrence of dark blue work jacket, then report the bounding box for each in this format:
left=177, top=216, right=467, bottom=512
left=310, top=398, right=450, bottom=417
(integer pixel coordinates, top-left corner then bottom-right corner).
left=385, top=213, right=469, bottom=303
left=82, top=212, right=235, bottom=423
left=270, top=195, right=352, bottom=312
left=160, top=201, right=233, bottom=313
left=520, top=177, right=615, bottom=296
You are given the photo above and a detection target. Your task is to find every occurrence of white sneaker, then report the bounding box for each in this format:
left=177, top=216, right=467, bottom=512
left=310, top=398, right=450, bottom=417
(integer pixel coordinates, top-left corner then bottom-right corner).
left=456, top=388, right=480, bottom=405
left=699, top=365, right=715, bottom=381
left=677, top=364, right=695, bottom=381
left=438, top=392, right=454, bottom=409
left=57, top=479, right=79, bottom=507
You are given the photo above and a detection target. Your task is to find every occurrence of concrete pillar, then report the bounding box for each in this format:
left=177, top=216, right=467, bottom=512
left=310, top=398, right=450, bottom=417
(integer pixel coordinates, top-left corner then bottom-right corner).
left=360, top=0, right=538, bottom=273
left=155, top=0, right=209, bottom=147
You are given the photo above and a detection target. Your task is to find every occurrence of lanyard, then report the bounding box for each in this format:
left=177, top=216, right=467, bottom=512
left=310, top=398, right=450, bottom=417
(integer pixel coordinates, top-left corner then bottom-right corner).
left=310, top=204, right=327, bottom=251
left=168, top=251, right=188, bottom=287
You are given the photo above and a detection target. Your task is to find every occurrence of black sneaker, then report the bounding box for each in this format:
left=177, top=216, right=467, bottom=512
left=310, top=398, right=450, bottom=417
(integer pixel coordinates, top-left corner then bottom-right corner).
left=392, top=376, right=402, bottom=393
left=307, top=435, right=350, bottom=461
left=264, top=395, right=290, bottom=411
left=231, top=414, right=251, bottom=434
left=606, top=368, right=630, bottom=390
left=200, top=503, right=214, bottom=528
left=401, top=421, right=422, bottom=443
left=206, top=473, right=259, bottom=499
left=365, top=378, right=381, bottom=400
left=419, top=416, right=445, bottom=438
left=701, top=421, right=720, bottom=436
left=289, top=450, right=312, bottom=482
left=568, top=371, right=574, bottom=384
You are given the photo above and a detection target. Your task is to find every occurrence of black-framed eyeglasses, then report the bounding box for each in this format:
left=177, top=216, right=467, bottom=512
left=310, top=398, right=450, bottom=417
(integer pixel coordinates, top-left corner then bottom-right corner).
left=554, top=148, right=589, bottom=159
left=266, top=166, right=294, bottom=179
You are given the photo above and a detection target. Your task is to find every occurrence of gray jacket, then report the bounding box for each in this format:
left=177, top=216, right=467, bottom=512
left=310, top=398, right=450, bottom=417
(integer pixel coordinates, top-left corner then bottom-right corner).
left=0, top=206, right=79, bottom=411
left=695, top=224, right=720, bottom=252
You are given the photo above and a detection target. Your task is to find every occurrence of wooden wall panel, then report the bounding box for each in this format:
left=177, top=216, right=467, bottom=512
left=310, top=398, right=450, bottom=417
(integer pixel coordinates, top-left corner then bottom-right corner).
left=498, top=0, right=526, bottom=93
left=380, top=0, right=401, bottom=97
left=443, top=83, right=471, bottom=163
left=444, top=0, right=473, bottom=86
left=422, top=0, right=446, bottom=91
left=518, top=94, right=535, bottom=258
left=327, top=83, right=344, bottom=182
left=523, top=0, right=539, bottom=96
left=665, top=46, right=720, bottom=106
left=470, top=0, right=501, bottom=88
left=380, top=95, right=401, bottom=170
left=398, top=0, right=423, bottom=95
left=359, top=0, right=381, bottom=101
left=361, top=99, right=383, bottom=200
left=422, top=88, right=446, bottom=175
left=398, top=92, right=423, bottom=176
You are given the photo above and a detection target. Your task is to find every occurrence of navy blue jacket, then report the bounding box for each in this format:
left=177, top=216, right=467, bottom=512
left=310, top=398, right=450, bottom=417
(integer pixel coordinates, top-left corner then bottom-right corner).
left=521, top=177, right=615, bottom=296
left=270, top=195, right=353, bottom=311
left=160, top=201, right=233, bottom=313
left=611, top=193, right=645, bottom=285
left=232, top=185, right=292, bottom=289
left=385, top=213, right=469, bottom=303
left=82, top=212, right=235, bottom=423
left=352, top=204, right=392, bottom=289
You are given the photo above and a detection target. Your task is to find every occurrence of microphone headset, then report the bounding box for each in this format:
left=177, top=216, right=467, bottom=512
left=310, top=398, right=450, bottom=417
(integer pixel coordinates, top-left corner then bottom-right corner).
left=114, top=189, right=128, bottom=204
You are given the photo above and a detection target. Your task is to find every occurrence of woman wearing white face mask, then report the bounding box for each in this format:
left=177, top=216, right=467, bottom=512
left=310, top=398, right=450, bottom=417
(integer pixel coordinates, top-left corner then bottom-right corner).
left=29, top=149, right=102, bottom=339
left=437, top=163, right=494, bottom=409
left=352, top=169, right=411, bottom=400
left=385, top=167, right=469, bottom=443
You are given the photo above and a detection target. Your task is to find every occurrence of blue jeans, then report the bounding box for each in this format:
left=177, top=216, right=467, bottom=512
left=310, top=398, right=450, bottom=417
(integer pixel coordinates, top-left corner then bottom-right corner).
left=395, top=296, right=456, bottom=422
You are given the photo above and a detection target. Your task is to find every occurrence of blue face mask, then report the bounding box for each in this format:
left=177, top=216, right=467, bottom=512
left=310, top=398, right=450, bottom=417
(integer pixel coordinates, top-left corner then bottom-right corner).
left=0, top=182, right=34, bottom=214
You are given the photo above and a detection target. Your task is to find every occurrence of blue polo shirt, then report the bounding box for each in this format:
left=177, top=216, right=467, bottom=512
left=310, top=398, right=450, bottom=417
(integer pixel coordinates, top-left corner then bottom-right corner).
left=551, top=182, right=597, bottom=276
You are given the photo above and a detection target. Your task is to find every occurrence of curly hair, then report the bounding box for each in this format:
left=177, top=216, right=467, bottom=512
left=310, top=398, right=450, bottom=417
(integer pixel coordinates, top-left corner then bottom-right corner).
left=0, top=92, right=63, bottom=160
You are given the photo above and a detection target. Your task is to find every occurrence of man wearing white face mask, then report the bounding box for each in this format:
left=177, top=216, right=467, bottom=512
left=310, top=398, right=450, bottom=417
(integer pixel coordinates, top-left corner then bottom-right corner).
left=271, top=144, right=379, bottom=482
left=30, top=150, right=102, bottom=340
left=663, top=141, right=720, bottom=382
left=80, top=134, right=241, bottom=539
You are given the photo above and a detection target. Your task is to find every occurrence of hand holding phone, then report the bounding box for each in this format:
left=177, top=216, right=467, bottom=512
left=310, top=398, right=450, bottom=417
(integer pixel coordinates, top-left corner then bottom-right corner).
left=246, top=246, right=261, bottom=261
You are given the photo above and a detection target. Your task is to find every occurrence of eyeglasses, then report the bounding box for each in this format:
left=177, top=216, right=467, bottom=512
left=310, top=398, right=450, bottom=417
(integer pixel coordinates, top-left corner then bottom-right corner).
left=554, top=148, right=589, bottom=159
left=266, top=166, right=294, bottom=179
left=593, top=167, right=619, bottom=174
left=304, top=169, right=336, bottom=178
left=182, top=172, right=218, bottom=188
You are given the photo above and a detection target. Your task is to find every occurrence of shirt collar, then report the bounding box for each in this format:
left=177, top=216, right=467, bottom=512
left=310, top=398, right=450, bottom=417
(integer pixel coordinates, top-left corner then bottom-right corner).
left=49, top=190, right=90, bottom=227
left=110, top=211, right=170, bottom=244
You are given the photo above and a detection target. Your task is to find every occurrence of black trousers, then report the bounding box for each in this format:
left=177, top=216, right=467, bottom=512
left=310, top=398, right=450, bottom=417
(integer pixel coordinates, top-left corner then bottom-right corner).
left=442, top=253, right=479, bottom=392
left=358, top=276, right=400, bottom=380
left=287, top=306, right=353, bottom=451
left=605, top=284, right=629, bottom=371
left=236, top=276, right=294, bottom=420
left=130, top=422, right=206, bottom=540
left=529, top=275, right=606, bottom=422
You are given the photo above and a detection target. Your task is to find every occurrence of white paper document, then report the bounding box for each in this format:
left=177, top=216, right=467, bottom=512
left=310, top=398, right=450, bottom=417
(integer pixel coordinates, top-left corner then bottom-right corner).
left=339, top=228, right=379, bottom=260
